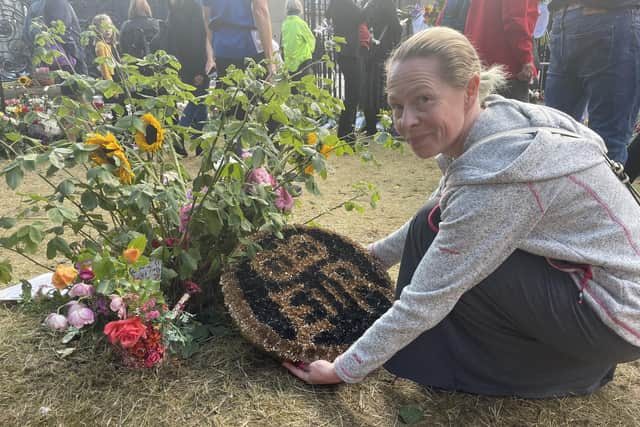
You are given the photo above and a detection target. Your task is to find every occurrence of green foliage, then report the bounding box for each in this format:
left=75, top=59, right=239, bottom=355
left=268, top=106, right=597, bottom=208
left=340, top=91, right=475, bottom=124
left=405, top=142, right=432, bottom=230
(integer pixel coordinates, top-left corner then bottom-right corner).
left=0, top=22, right=383, bottom=296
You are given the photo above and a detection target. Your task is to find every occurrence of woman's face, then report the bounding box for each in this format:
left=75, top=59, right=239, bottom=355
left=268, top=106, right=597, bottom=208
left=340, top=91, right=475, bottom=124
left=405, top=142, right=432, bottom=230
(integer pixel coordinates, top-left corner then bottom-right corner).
left=387, top=57, right=472, bottom=159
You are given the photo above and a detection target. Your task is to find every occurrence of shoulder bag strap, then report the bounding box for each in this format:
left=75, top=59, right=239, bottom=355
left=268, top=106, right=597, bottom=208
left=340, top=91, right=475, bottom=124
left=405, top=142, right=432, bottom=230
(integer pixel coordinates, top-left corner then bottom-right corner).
left=473, top=126, right=640, bottom=206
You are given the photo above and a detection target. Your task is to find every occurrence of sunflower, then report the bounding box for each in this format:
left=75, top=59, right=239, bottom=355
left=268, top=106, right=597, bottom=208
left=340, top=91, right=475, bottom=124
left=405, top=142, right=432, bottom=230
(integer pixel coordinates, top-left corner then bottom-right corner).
left=135, top=113, right=165, bottom=152
left=112, top=150, right=135, bottom=184
left=18, top=75, right=32, bottom=87
left=85, top=133, right=134, bottom=184
left=86, top=132, right=123, bottom=166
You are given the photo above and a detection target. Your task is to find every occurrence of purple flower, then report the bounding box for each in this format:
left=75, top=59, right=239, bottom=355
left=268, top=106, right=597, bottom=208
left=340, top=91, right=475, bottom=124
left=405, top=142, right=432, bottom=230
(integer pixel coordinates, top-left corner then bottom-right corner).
left=44, top=313, right=68, bottom=331
left=66, top=303, right=95, bottom=328
left=68, top=283, right=95, bottom=298
left=78, top=268, right=94, bottom=282
left=275, top=187, right=294, bottom=212
left=241, top=150, right=252, bottom=159
left=96, top=296, right=109, bottom=316
left=246, top=167, right=276, bottom=187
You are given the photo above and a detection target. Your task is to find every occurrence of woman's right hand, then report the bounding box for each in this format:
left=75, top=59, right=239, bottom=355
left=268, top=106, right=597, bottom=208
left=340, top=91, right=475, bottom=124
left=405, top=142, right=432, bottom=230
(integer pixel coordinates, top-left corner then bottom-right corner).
left=205, top=57, right=216, bottom=75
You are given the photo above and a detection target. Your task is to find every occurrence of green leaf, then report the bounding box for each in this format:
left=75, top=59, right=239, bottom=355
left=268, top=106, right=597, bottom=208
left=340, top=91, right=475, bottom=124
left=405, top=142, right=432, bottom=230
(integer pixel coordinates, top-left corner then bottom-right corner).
left=57, top=179, right=76, bottom=196
left=47, top=208, right=64, bottom=226
left=20, top=279, right=32, bottom=302
left=127, top=235, right=147, bottom=252
left=0, top=217, right=16, bottom=229
left=251, top=147, right=265, bottom=168
left=0, top=260, right=12, bottom=284
left=95, top=279, right=115, bottom=295
left=179, top=251, right=198, bottom=277
left=61, top=328, right=80, bottom=344
left=398, top=406, right=423, bottom=425
left=5, top=165, right=24, bottom=190
left=80, top=191, right=99, bottom=211
left=46, top=237, right=72, bottom=259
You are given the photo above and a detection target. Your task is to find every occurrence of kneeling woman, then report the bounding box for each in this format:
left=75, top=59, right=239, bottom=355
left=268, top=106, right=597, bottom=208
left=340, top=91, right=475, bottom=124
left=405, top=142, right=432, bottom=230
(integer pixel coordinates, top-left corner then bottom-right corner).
left=284, top=27, right=640, bottom=398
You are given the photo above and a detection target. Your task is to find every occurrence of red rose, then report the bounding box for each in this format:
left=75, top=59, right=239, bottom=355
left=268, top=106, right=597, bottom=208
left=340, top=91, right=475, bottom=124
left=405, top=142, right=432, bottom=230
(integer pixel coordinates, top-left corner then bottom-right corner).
left=104, top=317, right=148, bottom=349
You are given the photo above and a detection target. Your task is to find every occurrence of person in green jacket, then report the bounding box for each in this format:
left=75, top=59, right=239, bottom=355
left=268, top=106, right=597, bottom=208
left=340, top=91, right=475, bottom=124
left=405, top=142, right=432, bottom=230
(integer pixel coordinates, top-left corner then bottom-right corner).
left=281, top=0, right=316, bottom=78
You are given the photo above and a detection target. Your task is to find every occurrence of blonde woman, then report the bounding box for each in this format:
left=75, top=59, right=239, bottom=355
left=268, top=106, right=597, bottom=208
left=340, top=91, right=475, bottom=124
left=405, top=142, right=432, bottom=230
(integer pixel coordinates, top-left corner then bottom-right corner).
left=284, top=27, right=640, bottom=398
left=92, top=14, right=117, bottom=80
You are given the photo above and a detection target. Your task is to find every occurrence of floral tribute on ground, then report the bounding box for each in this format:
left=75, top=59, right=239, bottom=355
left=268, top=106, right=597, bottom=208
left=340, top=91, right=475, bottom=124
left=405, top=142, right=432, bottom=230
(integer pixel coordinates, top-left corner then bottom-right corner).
left=39, top=236, right=201, bottom=367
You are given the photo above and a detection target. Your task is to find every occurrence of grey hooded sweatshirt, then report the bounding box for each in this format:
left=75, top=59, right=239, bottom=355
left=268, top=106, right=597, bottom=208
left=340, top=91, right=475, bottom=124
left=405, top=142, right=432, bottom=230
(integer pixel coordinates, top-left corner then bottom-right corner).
left=334, top=95, right=640, bottom=383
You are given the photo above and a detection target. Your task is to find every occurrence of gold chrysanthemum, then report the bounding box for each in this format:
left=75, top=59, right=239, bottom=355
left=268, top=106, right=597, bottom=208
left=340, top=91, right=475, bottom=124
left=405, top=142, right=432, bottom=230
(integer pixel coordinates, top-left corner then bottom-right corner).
left=135, top=113, right=165, bottom=152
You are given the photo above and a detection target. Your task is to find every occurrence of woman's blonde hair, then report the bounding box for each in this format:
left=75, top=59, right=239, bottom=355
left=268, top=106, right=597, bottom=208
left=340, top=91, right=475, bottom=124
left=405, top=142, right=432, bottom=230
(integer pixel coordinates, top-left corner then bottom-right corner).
left=386, top=27, right=506, bottom=100
left=129, top=0, right=153, bottom=19
left=92, top=14, right=115, bottom=42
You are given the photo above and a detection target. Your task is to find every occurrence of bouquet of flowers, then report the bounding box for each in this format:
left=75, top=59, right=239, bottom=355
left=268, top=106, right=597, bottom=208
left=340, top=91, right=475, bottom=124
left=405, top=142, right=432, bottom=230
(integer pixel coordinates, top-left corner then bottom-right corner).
left=38, top=236, right=201, bottom=368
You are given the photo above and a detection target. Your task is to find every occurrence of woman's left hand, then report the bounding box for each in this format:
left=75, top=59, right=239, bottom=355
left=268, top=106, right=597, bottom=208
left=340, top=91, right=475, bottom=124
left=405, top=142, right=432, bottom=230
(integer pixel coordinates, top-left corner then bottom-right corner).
left=282, top=360, right=343, bottom=385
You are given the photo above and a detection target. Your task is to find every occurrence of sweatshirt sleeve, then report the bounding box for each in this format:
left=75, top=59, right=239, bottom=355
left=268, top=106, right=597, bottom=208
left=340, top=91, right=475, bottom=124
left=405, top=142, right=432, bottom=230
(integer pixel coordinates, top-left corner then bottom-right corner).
left=334, top=182, right=546, bottom=383
left=501, top=0, right=537, bottom=67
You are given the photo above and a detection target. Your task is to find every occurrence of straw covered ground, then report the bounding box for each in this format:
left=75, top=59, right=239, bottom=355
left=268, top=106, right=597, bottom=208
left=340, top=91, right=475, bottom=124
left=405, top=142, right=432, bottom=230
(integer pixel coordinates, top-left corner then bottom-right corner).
left=1, top=144, right=640, bottom=426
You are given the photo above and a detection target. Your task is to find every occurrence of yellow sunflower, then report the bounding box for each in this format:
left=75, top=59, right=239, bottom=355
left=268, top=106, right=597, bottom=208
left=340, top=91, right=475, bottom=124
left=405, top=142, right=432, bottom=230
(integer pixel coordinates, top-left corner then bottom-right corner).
left=135, top=113, right=165, bottom=152
left=112, top=150, right=135, bottom=184
left=18, top=75, right=32, bottom=87
left=86, top=132, right=123, bottom=166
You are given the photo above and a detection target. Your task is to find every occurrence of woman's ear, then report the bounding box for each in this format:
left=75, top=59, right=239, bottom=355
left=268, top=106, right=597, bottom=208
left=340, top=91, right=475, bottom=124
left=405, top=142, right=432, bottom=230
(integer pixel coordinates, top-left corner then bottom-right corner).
left=465, top=74, right=481, bottom=109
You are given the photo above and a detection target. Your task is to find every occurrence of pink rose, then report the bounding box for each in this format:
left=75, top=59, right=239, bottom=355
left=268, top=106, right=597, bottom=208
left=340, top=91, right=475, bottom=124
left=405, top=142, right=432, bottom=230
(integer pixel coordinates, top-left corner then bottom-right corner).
left=110, top=295, right=127, bottom=319
left=69, top=283, right=95, bottom=298
left=44, top=313, right=68, bottom=331
left=66, top=304, right=95, bottom=328
left=246, top=167, right=276, bottom=187
left=275, top=187, right=294, bottom=212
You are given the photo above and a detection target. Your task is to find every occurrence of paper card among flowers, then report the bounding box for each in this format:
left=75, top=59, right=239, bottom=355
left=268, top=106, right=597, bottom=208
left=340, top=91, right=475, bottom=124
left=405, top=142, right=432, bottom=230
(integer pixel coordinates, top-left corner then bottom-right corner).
left=0, top=272, right=55, bottom=305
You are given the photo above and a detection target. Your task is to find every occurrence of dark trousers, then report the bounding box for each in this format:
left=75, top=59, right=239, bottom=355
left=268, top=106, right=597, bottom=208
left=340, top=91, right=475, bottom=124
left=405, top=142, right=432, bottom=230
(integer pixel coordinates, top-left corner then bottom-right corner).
left=625, top=132, right=640, bottom=182
left=337, top=55, right=363, bottom=141
left=384, top=201, right=640, bottom=398
left=363, top=57, right=386, bottom=136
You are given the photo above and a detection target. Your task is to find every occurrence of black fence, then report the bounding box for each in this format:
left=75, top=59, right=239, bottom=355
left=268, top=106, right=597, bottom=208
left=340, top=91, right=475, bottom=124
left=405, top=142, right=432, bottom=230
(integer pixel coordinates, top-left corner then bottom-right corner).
left=303, top=0, right=343, bottom=99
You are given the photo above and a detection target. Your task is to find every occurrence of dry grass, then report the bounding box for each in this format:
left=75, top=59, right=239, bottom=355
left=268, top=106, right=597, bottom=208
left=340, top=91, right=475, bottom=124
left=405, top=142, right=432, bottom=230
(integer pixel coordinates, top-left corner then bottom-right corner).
left=1, top=144, right=640, bottom=426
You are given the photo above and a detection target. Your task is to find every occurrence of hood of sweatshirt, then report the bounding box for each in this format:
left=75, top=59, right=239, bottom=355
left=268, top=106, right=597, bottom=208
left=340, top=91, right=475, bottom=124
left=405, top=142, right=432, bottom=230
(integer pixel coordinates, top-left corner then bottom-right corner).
left=438, top=95, right=608, bottom=187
